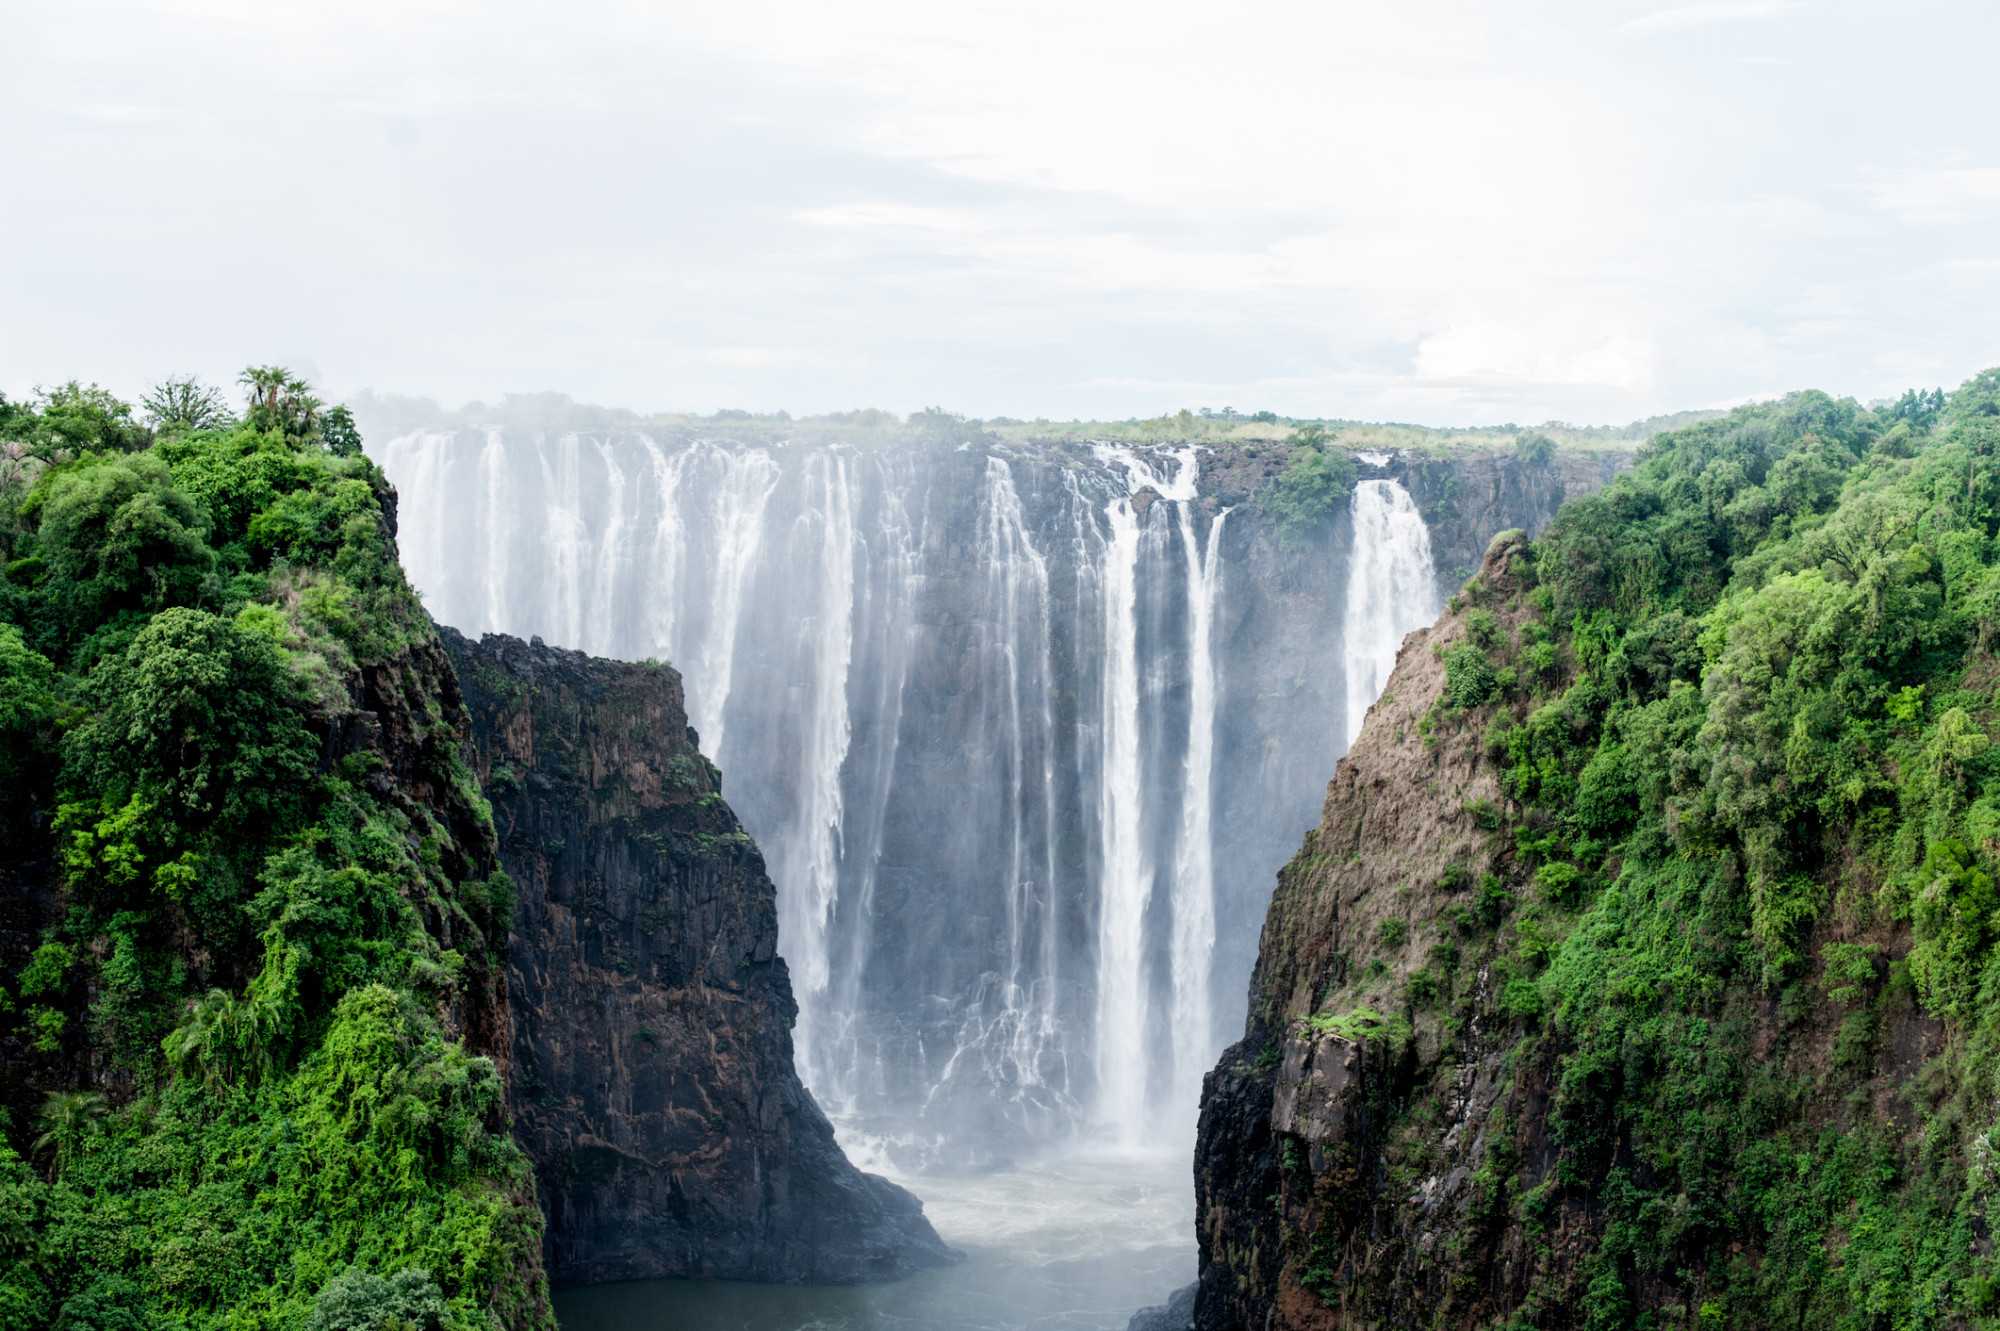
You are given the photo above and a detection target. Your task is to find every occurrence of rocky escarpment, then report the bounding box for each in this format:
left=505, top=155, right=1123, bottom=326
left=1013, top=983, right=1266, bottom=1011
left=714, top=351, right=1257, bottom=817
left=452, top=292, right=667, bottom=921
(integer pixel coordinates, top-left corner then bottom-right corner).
left=442, top=627, right=954, bottom=1287
left=1188, top=532, right=1545, bottom=1330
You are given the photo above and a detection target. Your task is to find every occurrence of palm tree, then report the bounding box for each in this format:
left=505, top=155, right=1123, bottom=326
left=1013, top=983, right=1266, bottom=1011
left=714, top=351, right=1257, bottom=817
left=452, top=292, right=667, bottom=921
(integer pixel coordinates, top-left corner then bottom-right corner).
left=33, top=1089, right=106, bottom=1180
left=239, top=365, right=321, bottom=439
left=164, top=988, right=240, bottom=1087
left=239, top=365, right=291, bottom=420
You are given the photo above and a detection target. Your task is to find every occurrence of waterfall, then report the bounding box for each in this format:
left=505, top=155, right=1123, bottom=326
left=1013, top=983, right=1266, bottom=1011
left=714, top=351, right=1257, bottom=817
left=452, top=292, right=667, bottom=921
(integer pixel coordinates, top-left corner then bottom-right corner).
left=776, top=451, right=858, bottom=1082
left=979, top=459, right=1061, bottom=1109
left=1342, top=479, right=1438, bottom=752
left=638, top=436, right=689, bottom=662
left=1093, top=484, right=1151, bottom=1143
left=691, top=446, right=780, bottom=753
left=1169, top=505, right=1230, bottom=1111
left=375, top=430, right=1421, bottom=1162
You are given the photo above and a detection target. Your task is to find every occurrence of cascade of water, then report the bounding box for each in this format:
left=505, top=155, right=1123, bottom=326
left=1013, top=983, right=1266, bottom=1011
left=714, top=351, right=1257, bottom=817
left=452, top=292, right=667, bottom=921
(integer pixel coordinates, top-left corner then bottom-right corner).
left=639, top=437, right=690, bottom=664
left=376, top=431, right=1415, bottom=1163
left=978, top=458, right=1061, bottom=1109
left=585, top=437, right=628, bottom=657
left=558, top=435, right=591, bottom=650
left=1342, top=479, right=1438, bottom=752
left=382, top=432, right=452, bottom=612
left=1094, top=484, right=1150, bottom=1143
left=827, top=466, right=920, bottom=1113
left=1169, top=505, right=1230, bottom=1113
left=778, top=451, right=859, bottom=1085
left=691, top=446, right=781, bottom=755
left=480, top=429, right=511, bottom=636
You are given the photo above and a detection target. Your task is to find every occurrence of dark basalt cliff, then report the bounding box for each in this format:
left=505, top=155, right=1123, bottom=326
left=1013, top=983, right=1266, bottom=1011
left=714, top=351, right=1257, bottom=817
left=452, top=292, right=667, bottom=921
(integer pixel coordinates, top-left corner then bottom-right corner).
left=441, top=627, right=954, bottom=1287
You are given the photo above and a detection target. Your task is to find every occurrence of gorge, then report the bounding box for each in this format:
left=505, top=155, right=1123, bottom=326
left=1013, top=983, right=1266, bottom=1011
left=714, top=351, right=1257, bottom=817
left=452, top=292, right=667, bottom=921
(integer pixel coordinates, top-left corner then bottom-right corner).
left=375, top=423, right=1600, bottom=1166
left=0, top=383, right=1631, bottom=1330
left=360, top=414, right=1622, bottom=1328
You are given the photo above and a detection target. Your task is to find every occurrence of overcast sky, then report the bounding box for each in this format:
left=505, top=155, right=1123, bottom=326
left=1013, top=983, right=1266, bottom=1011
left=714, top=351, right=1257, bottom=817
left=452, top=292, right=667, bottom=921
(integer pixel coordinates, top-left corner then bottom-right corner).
left=4, top=0, right=1996, bottom=426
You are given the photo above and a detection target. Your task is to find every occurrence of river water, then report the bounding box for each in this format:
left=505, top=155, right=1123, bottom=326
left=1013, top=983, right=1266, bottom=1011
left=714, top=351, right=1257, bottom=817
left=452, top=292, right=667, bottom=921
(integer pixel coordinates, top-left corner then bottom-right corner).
left=553, top=1144, right=1194, bottom=1331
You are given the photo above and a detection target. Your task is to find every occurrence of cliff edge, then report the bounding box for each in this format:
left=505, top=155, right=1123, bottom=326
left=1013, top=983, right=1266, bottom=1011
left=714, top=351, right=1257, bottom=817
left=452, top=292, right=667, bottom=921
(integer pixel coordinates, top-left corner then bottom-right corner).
left=442, top=627, right=955, bottom=1287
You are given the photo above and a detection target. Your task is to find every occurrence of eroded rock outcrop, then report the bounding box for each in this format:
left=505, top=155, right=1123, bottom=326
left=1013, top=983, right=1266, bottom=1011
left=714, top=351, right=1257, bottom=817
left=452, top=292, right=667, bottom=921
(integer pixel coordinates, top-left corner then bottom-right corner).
left=442, top=628, right=954, bottom=1287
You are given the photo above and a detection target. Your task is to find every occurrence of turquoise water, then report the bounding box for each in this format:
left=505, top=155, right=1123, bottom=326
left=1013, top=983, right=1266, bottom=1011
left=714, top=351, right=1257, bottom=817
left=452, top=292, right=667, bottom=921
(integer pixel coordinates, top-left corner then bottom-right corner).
left=553, top=1147, right=1194, bottom=1331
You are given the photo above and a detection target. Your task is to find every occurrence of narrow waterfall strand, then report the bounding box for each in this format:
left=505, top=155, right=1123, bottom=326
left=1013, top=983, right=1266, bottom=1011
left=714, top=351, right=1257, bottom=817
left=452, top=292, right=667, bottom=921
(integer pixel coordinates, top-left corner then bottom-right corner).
left=781, top=451, right=859, bottom=1088
left=1169, top=506, right=1230, bottom=1113
left=693, top=447, right=781, bottom=756
left=1094, top=489, right=1151, bottom=1144
left=1342, top=479, right=1438, bottom=752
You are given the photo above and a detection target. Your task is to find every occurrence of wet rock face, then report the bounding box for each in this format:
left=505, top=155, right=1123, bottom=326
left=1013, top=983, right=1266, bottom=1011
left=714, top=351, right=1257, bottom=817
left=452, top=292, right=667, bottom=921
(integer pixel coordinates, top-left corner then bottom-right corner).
left=442, top=627, right=954, bottom=1286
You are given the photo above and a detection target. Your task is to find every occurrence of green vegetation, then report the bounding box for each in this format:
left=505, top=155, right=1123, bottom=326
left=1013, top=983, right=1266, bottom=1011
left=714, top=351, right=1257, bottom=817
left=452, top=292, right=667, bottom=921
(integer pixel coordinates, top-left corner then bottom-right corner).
left=1266, top=424, right=1360, bottom=545
left=1336, top=368, right=2000, bottom=1328
left=1302, top=1005, right=1412, bottom=1049
left=346, top=387, right=1674, bottom=459
left=0, top=376, right=548, bottom=1328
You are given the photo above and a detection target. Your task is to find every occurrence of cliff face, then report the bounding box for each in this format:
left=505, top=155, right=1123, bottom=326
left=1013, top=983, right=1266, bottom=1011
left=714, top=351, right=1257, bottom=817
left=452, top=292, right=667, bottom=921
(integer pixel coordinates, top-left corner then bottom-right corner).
left=1399, top=449, right=1631, bottom=593
left=1187, top=483, right=1968, bottom=1328
left=1188, top=533, right=1562, bottom=1330
left=1190, top=553, right=1497, bottom=1330
left=442, top=627, right=955, bottom=1287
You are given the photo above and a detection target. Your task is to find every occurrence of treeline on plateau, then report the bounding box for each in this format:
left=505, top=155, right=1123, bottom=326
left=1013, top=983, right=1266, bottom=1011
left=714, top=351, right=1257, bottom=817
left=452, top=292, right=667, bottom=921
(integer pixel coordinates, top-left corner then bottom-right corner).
left=0, top=373, right=550, bottom=1330
left=1298, top=369, right=2000, bottom=1330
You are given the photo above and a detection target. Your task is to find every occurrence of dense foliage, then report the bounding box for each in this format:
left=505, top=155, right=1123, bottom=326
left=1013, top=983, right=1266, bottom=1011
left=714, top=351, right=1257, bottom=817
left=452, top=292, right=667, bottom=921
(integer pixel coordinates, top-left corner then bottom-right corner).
left=1350, top=368, right=2000, bottom=1328
left=1266, top=424, right=1360, bottom=545
left=0, top=378, right=547, bottom=1329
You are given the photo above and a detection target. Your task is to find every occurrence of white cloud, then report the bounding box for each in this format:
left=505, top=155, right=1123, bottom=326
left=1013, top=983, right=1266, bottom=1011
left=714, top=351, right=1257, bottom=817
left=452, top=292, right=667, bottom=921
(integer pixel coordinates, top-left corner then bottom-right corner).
left=2, top=0, right=1995, bottom=425
left=1621, top=2, right=1804, bottom=35
left=1867, top=165, right=2000, bottom=226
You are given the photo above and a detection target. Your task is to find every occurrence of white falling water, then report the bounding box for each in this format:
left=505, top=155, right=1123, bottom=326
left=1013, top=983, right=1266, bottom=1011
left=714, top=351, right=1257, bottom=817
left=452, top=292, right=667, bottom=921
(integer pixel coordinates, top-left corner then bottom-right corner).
left=479, top=429, right=511, bottom=634
left=827, top=477, right=919, bottom=1115
left=778, top=450, right=858, bottom=1083
left=639, top=437, right=689, bottom=662
left=374, top=431, right=1425, bottom=1161
left=548, top=435, right=587, bottom=651
left=585, top=437, right=627, bottom=655
left=1169, top=505, right=1230, bottom=1113
left=691, top=446, right=781, bottom=753
left=1342, top=479, right=1438, bottom=752
left=1093, top=484, right=1150, bottom=1143
left=980, top=458, right=1061, bottom=1104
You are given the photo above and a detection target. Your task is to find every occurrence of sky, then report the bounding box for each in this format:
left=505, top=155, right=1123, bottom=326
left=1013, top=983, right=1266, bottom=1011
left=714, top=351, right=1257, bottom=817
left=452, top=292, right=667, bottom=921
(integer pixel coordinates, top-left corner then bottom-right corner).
left=3, top=0, right=1997, bottom=427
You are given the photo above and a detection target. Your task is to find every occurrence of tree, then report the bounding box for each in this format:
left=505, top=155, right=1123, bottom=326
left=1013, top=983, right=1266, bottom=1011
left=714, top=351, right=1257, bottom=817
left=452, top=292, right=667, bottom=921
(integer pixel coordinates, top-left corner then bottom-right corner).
left=26, top=452, right=214, bottom=643
left=304, top=1267, right=447, bottom=1331
left=23, top=384, right=150, bottom=458
left=1266, top=432, right=1357, bottom=546
left=142, top=377, right=234, bottom=434
left=0, top=625, right=56, bottom=805
left=320, top=404, right=363, bottom=457
left=239, top=366, right=322, bottom=439
left=1887, top=386, right=1944, bottom=432
left=1514, top=432, right=1557, bottom=468
left=32, top=1092, right=105, bottom=1181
